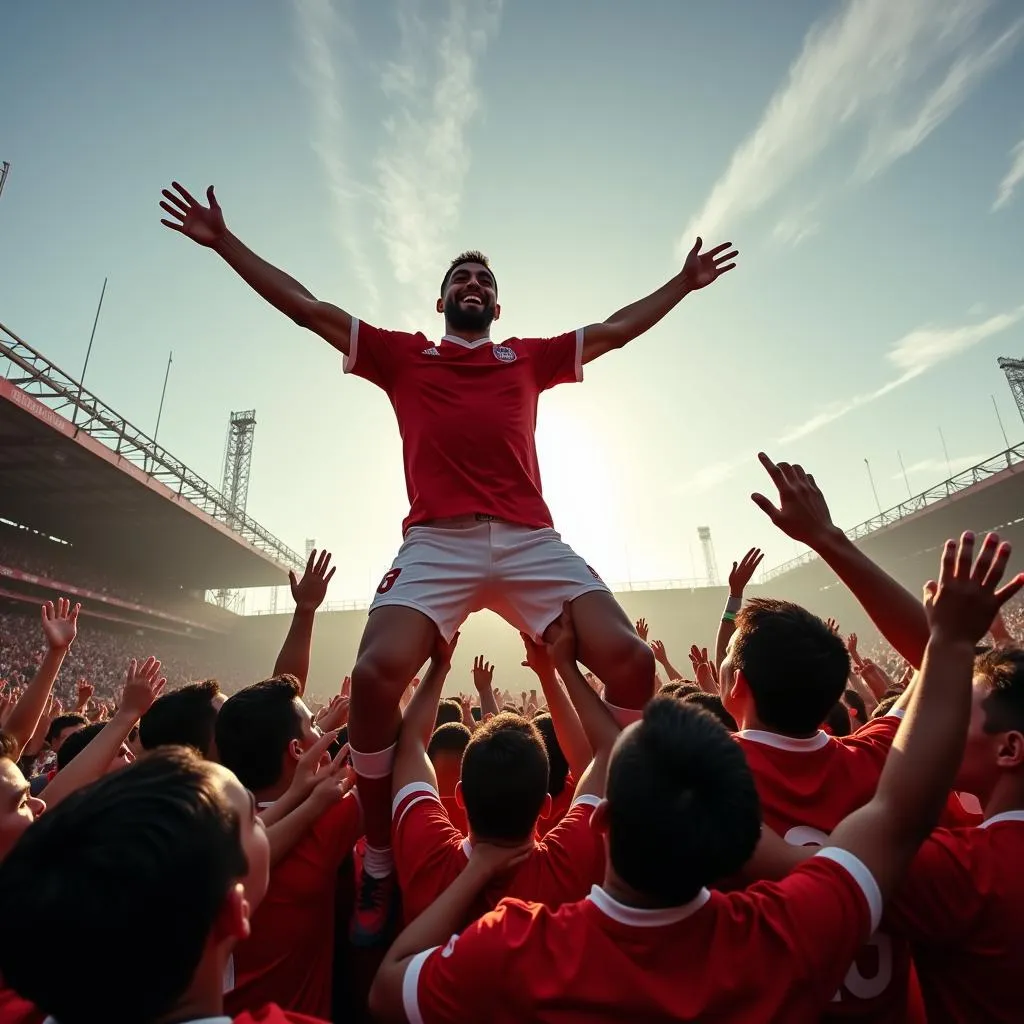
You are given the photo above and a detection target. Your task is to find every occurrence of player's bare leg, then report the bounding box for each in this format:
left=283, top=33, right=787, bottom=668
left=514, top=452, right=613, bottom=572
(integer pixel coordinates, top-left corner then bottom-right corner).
left=348, top=604, right=438, bottom=945
left=547, top=591, right=656, bottom=721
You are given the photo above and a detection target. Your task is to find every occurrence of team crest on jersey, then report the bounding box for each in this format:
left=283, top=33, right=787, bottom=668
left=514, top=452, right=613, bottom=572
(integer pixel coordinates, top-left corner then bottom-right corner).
left=492, top=345, right=517, bottom=363
left=422, top=347, right=440, bottom=357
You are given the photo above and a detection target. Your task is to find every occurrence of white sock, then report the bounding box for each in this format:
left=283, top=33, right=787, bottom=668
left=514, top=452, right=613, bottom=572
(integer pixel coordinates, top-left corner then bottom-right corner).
left=363, top=843, right=394, bottom=879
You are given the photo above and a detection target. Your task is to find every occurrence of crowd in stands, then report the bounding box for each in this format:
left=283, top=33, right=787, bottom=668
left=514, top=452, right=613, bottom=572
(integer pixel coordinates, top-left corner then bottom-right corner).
left=1, top=453, right=1023, bottom=1024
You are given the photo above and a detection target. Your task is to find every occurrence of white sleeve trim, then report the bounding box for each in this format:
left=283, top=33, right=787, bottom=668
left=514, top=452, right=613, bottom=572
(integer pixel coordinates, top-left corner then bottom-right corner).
left=401, top=945, right=439, bottom=1024
left=342, top=316, right=360, bottom=374
left=885, top=707, right=906, bottom=720
left=815, top=847, right=883, bottom=934
left=393, top=780, right=441, bottom=822
left=571, top=793, right=602, bottom=810
left=574, top=327, right=585, bottom=382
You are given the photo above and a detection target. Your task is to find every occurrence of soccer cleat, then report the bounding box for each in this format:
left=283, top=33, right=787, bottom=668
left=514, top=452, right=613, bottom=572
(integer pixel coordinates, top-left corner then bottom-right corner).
left=349, top=865, right=400, bottom=948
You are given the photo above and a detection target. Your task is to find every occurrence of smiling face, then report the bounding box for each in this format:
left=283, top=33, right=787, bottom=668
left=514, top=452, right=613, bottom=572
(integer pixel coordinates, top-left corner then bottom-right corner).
left=438, top=260, right=499, bottom=332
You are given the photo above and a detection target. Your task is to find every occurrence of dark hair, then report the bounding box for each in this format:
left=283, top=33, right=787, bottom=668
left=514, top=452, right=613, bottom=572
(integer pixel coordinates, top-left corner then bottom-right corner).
left=871, top=694, right=901, bottom=719
left=732, top=598, right=850, bottom=735
left=435, top=698, right=463, bottom=729
left=532, top=713, right=570, bottom=797
left=683, top=691, right=738, bottom=732
left=975, top=646, right=1024, bottom=734
left=606, top=697, right=761, bottom=905
left=46, top=712, right=88, bottom=745
left=56, top=722, right=106, bottom=771
left=440, top=250, right=495, bottom=297
left=140, top=679, right=221, bottom=756
left=460, top=713, right=548, bottom=840
left=215, top=676, right=302, bottom=791
left=0, top=731, right=17, bottom=761
left=428, top=722, right=472, bottom=762
left=824, top=701, right=852, bottom=737
left=0, top=748, right=248, bottom=1024
left=843, top=688, right=867, bottom=727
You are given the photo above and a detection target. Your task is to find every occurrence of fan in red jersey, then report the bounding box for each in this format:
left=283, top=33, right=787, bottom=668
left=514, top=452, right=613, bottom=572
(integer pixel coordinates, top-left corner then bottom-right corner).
left=160, top=180, right=736, bottom=942
left=0, top=748, right=331, bottom=1024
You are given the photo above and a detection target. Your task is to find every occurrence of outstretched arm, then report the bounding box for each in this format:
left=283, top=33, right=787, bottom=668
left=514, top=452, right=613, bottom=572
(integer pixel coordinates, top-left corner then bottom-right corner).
left=581, top=237, right=737, bottom=364
left=160, top=182, right=353, bottom=353
left=273, top=549, right=336, bottom=694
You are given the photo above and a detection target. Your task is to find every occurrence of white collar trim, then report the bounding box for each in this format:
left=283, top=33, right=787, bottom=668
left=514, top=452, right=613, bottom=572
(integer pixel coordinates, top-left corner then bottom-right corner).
left=441, top=333, right=491, bottom=349
left=587, top=884, right=710, bottom=927
left=980, top=810, right=1024, bottom=828
left=737, top=729, right=831, bottom=752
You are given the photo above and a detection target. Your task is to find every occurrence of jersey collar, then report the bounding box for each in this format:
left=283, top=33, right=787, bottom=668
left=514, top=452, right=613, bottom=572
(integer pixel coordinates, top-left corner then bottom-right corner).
left=980, top=809, right=1024, bottom=828
left=441, top=334, right=492, bottom=349
left=587, top=885, right=710, bottom=927
left=736, top=729, right=831, bottom=752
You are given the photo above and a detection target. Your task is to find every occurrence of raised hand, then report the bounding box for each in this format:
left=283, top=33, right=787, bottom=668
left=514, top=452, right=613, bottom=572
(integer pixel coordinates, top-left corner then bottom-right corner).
left=826, top=617, right=840, bottom=635
left=689, top=645, right=719, bottom=693
left=319, top=693, right=351, bottom=732
left=924, top=532, right=1023, bottom=645
left=310, top=748, right=356, bottom=812
left=544, top=603, right=578, bottom=669
left=472, top=655, right=494, bottom=692
left=433, top=631, right=460, bottom=668
left=289, top=549, right=336, bottom=612
left=635, top=618, right=649, bottom=642
left=159, top=182, right=227, bottom=247
left=650, top=639, right=668, bottom=665
left=520, top=633, right=552, bottom=676
left=751, top=453, right=837, bottom=547
left=76, top=679, right=94, bottom=708
left=681, top=237, right=738, bottom=291
left=41, top=598, right=80, bottom=652
left=466, top=839, right=534, bottom=881
left=119, top=657, right=167, bottom=719
left=846, top=632, right=863, bottom=669
left=728, top=548, right=764, bottom=597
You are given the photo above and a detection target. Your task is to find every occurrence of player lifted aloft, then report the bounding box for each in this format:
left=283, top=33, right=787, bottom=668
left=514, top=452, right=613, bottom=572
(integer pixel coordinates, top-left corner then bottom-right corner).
left=160, top=180, right=737, bottom=941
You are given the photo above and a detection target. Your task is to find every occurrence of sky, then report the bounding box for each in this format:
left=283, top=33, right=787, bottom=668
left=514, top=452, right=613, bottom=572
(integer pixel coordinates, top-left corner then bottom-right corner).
left=2, top=0, right=1024, bottom=610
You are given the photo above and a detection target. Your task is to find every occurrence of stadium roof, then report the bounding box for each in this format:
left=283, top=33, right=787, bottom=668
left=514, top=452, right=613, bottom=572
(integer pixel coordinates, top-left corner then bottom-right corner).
left=0, top=321, right=304, bottom=589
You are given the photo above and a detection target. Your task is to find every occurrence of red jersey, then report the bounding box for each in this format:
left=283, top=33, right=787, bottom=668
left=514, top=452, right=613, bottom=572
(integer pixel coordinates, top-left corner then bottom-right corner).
left=439, top=793, right=467, bottom=835
left=225, top=794, right=362, bottom=1019
left=403, top=849, right=880, bottom=1023
left=344, top=322, right=583, bottom=533
left=0, top=987, right=43, bottom=1024
left=234, top=1006, right=328, bottom=1024
left=538, top=771, right=577, bottom=837
left=736, top=712, right=909, bottom=1022
left=886, top=811, right=1024, bottom=1023
left=392, top=781, right=603, bottom=925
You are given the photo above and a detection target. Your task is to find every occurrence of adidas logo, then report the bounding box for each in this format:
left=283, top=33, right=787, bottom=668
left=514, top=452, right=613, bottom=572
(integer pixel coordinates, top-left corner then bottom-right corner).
left=422, top=347, right=440, bottom=356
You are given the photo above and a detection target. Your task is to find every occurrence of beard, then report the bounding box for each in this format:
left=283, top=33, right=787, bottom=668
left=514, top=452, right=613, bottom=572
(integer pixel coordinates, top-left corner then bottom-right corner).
left=444, top=293, right=495, bottom=333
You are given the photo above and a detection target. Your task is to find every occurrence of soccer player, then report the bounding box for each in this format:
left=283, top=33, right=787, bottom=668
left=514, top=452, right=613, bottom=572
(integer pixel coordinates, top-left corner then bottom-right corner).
left=160, top=179, right=737, bottom=939
left=367, top=530, right=1021, bottom=1023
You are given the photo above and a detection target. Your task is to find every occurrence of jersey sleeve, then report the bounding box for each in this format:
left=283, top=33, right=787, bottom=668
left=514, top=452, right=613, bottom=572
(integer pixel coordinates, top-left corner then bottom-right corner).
left=521, top=329, right=584, bottom=391
left=401, top=899, right=538, bottom=1024
left=884, top=828, right=983, bottom=943
left=838, top=710, right=903, bottom=769
left=392, top=782, right=466, bottom=923
left=533, top=795, right=604, bottom=904
left=342, top=319, right=418, bottom=391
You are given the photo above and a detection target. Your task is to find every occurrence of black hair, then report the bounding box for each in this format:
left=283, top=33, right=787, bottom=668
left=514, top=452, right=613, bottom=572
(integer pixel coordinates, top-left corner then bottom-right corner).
left=975, top=645, right=1024, bottom=734
left=532, top=712, right=570, bottom=798
left=428, top=722, right=472, bottom=762
left=606, top=697, right=761, bottom=905
left=46, top=712, right=88, bottom=745
left=824, top=701, right=852, bottom=737
left=732, top=598, right=850, bottom=735
left=215, top=676, right=303, bottom=791
left=440, top=250, right=496, bottom=297
left=0, top=748, right=248, bottom=1024
left=140, top=679, right=221, bottom=757
left=434, top=698, right=463, bottom=729
left=460, top=712, right=548, bottom=840
left=0, top=731, right=17, bottom=761
left=683, top=691, right=738, bottom=732
left=56, top=721, right=106, bottom=771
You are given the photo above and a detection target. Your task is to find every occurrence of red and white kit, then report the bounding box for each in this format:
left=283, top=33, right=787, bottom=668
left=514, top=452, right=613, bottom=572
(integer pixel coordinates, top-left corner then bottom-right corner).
left=345, top=320, right=608, bottom=639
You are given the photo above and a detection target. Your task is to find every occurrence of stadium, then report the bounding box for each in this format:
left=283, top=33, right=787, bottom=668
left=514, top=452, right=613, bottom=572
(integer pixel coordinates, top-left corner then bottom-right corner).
left=3, top=316, right=1023, bottom=706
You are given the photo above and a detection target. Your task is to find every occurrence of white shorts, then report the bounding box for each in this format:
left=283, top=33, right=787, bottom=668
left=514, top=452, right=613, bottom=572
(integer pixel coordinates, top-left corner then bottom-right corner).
left=369, top=519, right=610, bottom=641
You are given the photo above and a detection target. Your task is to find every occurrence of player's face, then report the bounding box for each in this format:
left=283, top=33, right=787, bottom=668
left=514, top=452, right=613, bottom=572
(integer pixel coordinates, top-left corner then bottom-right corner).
left=440, top=263, right=499, bottom=331
left=718, top=634, right=744, bottom=721
left=211, top=763, right=270, bottom=915
left=290, top=698, right=328, bottom=767
left=0, top=758, right=44, bottom=863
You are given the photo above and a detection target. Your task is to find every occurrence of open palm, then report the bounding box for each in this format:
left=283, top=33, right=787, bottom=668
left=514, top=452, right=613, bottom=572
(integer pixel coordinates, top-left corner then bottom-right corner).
left=681, top=237, right=738, bottom=290
left=159, top=182, right=226, bottom=247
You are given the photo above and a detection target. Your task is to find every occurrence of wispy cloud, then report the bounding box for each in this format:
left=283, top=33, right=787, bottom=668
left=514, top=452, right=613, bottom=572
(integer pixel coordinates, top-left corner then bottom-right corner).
left=374, top=0, right=502, bottom=308
left=772, top=207, right=820, bottom=247
left=993, top=137, right=1024, bottom=210
left=292, top=0, right=380, bottom=314
left=892, top=454, right=987, bottom=481
left=679, top=0, right=1019, bottom=250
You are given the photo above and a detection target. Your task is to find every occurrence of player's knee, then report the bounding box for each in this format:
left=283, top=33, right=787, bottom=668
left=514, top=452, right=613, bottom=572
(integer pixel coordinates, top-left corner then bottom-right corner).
left=351, top=646, right=413, bottom=711
left=601, top=633, right=656, bottom=712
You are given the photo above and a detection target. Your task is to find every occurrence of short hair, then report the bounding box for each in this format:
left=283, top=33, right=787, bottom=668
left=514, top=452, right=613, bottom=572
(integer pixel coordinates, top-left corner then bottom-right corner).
left=460, top=713, right=549, bottom=841
left=824, top=701, right=852, bottom=737
left=871, top=694, right=901, bottom=719
left=56, top=722, right=105, bottom=771
left=434, top=698, right=463, bottom=729
left=975, top=646, right=1024, bottom=734
left=606, top=697, right=761, bottom=905
left=140, top=679, right=221, bottom=756
left=46, top=712, right=88, bottom=745
left=428, top=722, right=472, bottom=762
left=440, top=250, right=496, bottom=297
left=215, top=676, right=302, bottom=791
left=532, top=713, right=570, bottom=798
left=732, top=599, right=850, bottom=735
left=0, top=731, right=16, bottom=761
left=683, top=691, right=738, bottom=732
left=843, top=688, right=868, bottom=727
left=666, top=682, right=701, bottom=700
left=0, top=748, right=248, bottom=1024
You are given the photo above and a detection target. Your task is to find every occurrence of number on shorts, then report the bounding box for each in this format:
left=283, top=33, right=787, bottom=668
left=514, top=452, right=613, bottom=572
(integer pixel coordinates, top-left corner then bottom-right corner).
left=377, top=568, right=402, bottom=595
left=586, top=565, right=603, bottom=582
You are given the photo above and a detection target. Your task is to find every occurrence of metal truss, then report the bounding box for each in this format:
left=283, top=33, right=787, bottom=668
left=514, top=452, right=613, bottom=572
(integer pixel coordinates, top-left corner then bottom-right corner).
left=0, top=321, right=304, bottom=572
left=762, top=444, right=1024, bottom=583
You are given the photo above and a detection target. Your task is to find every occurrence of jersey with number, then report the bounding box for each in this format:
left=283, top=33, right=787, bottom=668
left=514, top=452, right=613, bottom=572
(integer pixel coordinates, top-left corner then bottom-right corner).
left=735, top=713, right=909, bottom=1022
left=885, top=812, right=1024, bottom=1023
left=402, top=850, right=880, bottom=1023
left=392, top=781, right=604, bottom=925
left=344, top=322, right=583, bottom=533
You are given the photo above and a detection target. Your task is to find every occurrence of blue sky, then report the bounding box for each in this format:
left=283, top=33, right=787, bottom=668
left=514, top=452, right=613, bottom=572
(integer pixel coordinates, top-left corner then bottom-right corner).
left=3, top=0, right=1024, bottom=607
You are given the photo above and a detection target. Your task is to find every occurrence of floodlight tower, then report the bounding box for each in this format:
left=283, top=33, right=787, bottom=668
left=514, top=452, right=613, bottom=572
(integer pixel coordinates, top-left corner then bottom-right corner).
left=697, top=526, right=720, bottom=587
left=0, top=162, right=10, bottom=204
left=214, top=410, right=257, bottom=610
left=998, top=357, right=1024, bottom=428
